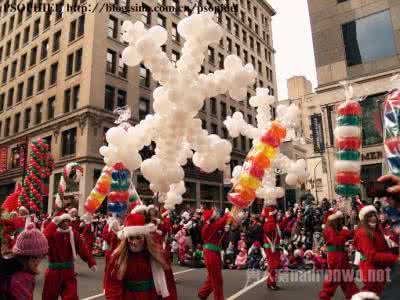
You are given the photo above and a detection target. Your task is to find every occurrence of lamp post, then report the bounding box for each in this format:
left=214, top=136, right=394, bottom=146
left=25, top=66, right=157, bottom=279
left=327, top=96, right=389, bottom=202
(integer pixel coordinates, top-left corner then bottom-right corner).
left=314, top=159, right=322, bottom=205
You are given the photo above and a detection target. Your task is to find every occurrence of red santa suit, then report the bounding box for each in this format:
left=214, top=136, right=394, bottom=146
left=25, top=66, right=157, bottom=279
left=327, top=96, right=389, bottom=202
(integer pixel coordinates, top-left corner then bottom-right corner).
left=262, top=206, right=283, bottom=289
left=102, top=218, right=121, bottom=290
left=81, top=219, right=95, bottom=253
left=198, top=209, right=230, bottom=300
left=42, top=213, right=96, bottom=300
left=319, top=211, right=359, bottom=300
left=105, top=212, right=170, bottom=300
left=354, top=206, right=397, bottom=296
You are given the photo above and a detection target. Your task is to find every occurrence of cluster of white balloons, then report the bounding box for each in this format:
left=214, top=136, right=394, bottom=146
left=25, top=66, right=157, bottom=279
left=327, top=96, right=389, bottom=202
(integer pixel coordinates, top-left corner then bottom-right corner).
left=226, top=88, right=309, bottom=207
left=99, top=12, right=257, bottom=209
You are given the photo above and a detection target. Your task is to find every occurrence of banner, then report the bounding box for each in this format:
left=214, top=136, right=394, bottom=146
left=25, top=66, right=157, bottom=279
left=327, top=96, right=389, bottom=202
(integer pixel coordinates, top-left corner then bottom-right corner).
left=0, top=148, right=8, bottom=174
left=310, top=114, right=325, bottom=153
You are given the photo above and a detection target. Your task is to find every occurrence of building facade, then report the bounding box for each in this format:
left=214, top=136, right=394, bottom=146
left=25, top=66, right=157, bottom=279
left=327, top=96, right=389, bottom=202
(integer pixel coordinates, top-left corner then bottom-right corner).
left=0, top=0, right=278, bottom=212
left=306, top=0, right=400, bottom=201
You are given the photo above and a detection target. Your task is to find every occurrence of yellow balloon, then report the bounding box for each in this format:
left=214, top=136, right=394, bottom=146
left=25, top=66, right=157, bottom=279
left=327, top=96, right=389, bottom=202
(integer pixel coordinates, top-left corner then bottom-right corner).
left=239, top=174, right=261, bottom=190
left=262, top=144, right=276, bottom=159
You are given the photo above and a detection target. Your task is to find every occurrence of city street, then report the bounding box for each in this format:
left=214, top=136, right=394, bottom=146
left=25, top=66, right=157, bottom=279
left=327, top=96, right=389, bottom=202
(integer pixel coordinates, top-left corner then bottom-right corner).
left=33, top=258, right=349, bottom=299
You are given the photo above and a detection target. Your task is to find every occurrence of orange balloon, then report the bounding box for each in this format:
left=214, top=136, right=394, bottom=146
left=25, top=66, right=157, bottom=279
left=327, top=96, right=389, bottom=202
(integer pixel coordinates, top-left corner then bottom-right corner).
left=234, top=184, right=256, bottom=202
left=251, top=152, right=270, bottom=169
left=271, top=121, right=287, bottom=139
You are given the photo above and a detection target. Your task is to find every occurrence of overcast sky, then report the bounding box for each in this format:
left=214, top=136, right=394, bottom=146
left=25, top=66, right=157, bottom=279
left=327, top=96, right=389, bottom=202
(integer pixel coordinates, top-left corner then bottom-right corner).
left=268, top=0, right=317, bottom=99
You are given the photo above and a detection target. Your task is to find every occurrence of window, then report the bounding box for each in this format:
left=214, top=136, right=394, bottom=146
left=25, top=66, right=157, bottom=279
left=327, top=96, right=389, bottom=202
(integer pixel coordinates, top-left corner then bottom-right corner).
left=7, top=88, right=14, bottom=107
left=23, top=26, right=30, bottom=44
left=66, top=53, right=73, bottom=76
left=258, top=61, right=262, bottom=74
left=27, top=76, right=34, bottom=97
left=104, top=85, right=115, bottom=111
left=11, top=60, right=17, bottom=79
left=0, top=93, right=4, bottom=112
left=14, top=113, right=20, bottom=133
left=218, top=53, right=224, bottom=69
left=243, top=50, right=248, bottom=63
left=18, top=11, right=24, bottom=25
left=47, top=96, right=55, bottom=119
left=26, top=0, right=33, bottom=18
left=222, top=127, right=228, bottom=138
left=361, top=94, right=385, bottom=146
left=24, top=108, right=31, bottom=129
left=235, top=44, right=240, bottom=56
left=259, top=80, right=263, bottom=87
left=55, top=1, right=64, bottom=21
left=226, top=16, right=231, bottom=31
left=33, top=18, right=40, bottom=37
left=230, top=106, right=235, bottom=114
left=2, top=66, right=8, bottom=84
left=72, top=85, right=79, bottom=110
left=14, top=33, right=20, bottom=52
left=106, top=49, right=117, bottom=73
left=242, top=30, right=247, bottom=43
left=171, top=50, right=180, bottom=66
left=108, top=16, right=118, bottom=38
left=0, top=47, right=2, bottom=62
left=118, top=54, right=127, bottom=78
left=139, top=97, right=150, bottom=120
left=221, top=102, right=227, bottom=118
left=251, top=55, right=255, bottom=66
left=20, top=54, right=27, bottom=73
left=64, top=88, right=71, bottom=112
left=157, top=14, right=166, bottom=28
left=201, top=119, right=207, bottom=129
left=248, top=114, right=252, bottom=125
left=248, top=17, right=252, bottom=29
left=38, top=69, right=45, bottom=92
left=140, top=64, right=150, bottom=87
left=241, top=11, right=245, bottom=22
left=256, top=42, right=261, bottom=54
left=30, top=46, right=37, bottom=66
left=35, top=102, right=43, bottom=124
left=241, top=135, right=246, bottom=151
left=208, top=47, right=214, bottom=64
left=5, top=117, right=10, bottom=137
left=141, top=4, right=151, bottom=25
left=234, top=23, right=239, bottom=37
left=5, top=40, right=11, bottom=57
left=255, top=24, right=259, bottom=35
left=17, top=82, right=23, bottom=102
left=53, top=31, right=61, bottom=52
left=211, top=123, right=218, bottom=134
left=1, top=23, right=5, bottom=39
left=172, top=23, right=179, bottom=42
left=50, top=63, right=58, bottom=85
left=172, top=0, right=179, bottom=16
left=210, top=97, right=217, bottom=115
left=77, top=15, right=85, bottom=37
left=117, top=89, right=126, bottom=107
left=75, top=48, right=82, bottom=72
left=342, top=10, right=396, bottom=66
left=44, top=12, right=51, bottom=29
left=227, top=38, right=232, bottom=52
left=249, top=36, right=254, bottom=49
left=62, top=127, right=77, bottom=156
left=41, top=39, right=49, bottom=59
left=69, top=20, right=76, bottom=41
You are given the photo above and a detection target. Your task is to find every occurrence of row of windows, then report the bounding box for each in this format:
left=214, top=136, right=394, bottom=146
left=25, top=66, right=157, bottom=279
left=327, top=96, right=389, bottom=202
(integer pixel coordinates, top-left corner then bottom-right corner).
left=0, top=15, right=84, bottom=66
left=106, top=49, right=127, bottom=78
left=104, top=85, right=127, bottom=112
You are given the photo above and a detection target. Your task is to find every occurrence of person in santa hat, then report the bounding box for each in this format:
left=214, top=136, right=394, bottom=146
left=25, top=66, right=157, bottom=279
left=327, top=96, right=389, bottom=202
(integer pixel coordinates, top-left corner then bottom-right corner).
left=351, top=291, right=380, bottom=300
left=198, top=207, right=231, bottom=300
left=68, top=208, right=81, bottom=233
left=261, top=203, right=286, bottom=290
left=42, top=213, right=97, bottom=300
left=319, top=210, right=359, bottom=300
left=80, top=213, right=96, bottom=254
left=354, top=205, right=399, bottom=296
left=105, top=212, right=170, bottom=300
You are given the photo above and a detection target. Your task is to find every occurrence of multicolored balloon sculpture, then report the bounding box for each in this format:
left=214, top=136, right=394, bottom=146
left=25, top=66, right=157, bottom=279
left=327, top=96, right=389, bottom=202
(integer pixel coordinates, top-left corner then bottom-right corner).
left=228, top=121, right=286, bottom=209
left=107, top=163, right=130, bottom=216
left=55, top=162, right=83, bottom=209
left=334, top=94, right=362, bottom=197
left=19, top=139, right=55, bottom=212
left=84, top=166, right=112, bottom=214
left=384, top=88, right=400, bottom=176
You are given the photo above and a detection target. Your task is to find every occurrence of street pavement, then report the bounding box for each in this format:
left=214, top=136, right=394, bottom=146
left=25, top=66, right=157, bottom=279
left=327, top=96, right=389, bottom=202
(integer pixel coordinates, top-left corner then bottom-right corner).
left=34, top=257, right=349, bottom=299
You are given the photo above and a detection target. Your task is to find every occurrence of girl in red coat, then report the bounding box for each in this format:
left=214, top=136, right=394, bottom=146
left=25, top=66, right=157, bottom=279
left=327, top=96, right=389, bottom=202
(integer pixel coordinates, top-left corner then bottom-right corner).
left=354, top=205, right=399, bottom=296
left=319, top=210, right=359, bottom=300
left=105, top=212, right=170, bottom=300
left=42, top=213, right=97, bottom=300
left=198, top=208, right=231, bottom=300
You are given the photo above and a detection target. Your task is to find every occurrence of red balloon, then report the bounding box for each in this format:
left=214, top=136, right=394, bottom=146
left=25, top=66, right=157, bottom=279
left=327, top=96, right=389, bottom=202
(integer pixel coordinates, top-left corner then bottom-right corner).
left=249, top=164, right=265, bottom=179
left=336, top=137, right=361, bottom=150
left=260, top=131, right=281, bottom=148
left=336, top=172, right=360, bottom=185
left=384, top=137, right=400, bottom=153
left=336, top=101, right=361, bottom=115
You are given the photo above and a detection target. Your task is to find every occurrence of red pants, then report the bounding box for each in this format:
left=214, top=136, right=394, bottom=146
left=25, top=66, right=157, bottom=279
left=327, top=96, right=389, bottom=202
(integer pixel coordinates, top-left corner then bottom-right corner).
left=165, top=268, right=178, bottom=300
left=42, top=268, right=78, bottom=300
left=319, top=268, right=359, bottom=300
left=265, top=249, right=281, bottom=286
left=198, top=249, right=224, bottom=300
left=359, top=263, right=388, bottom=296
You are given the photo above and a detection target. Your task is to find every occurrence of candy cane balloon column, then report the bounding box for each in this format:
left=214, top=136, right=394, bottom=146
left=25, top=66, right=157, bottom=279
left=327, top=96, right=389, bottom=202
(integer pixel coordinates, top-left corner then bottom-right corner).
left=55, top=162, right=83, bottom=209
left=84, top=166, right=113, bottom=214
left=228, top=121, right=286, bottom=210
left=334, top=83, right=362, bottom=197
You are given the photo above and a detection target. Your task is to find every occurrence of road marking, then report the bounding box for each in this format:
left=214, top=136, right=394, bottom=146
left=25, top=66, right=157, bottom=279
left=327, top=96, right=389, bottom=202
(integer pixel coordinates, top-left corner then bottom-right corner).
left=226, top=275, right=268, bottom=300
left=81, top=268, right=196, bottom=300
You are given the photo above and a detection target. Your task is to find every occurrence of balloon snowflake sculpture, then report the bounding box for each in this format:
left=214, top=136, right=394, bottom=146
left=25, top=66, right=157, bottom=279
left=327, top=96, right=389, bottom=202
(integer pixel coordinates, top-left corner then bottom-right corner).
left=224, top=88, right=309, bottom=206
left=99, top=12, right=257, bottom=209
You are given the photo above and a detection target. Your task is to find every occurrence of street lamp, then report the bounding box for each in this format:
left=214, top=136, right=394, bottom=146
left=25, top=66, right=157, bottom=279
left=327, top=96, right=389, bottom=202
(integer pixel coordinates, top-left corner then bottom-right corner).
left=314, top=159, right=322, bottom=205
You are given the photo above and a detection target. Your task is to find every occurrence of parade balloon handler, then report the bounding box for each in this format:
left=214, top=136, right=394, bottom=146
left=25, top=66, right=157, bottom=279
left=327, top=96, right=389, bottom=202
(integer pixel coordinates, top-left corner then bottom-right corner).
left=0, top=223, right=48, bottom=300
left=318, top=210, right=359, bottom=300
left=42, top=213, right=97, bottom=300
left=105, top=212, right=170, bottom=300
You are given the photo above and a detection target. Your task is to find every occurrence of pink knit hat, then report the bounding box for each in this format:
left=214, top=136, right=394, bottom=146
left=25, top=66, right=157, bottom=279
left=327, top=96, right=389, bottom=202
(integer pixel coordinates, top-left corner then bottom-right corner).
left=12, top=223, right=48, bottom=256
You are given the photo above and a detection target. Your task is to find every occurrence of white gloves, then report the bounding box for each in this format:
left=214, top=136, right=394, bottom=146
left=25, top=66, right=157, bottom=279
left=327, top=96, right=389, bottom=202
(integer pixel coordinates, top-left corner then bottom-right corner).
left=90, top=265, right=97, bottom=272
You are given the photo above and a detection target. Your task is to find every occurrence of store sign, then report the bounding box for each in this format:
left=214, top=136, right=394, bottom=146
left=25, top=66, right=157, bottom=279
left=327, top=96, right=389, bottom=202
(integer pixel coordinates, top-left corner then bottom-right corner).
left=362, top=151, right=383, bottom=161
left=0, top=148, right=8, bottom=174
left=310, top=114, right=325, bottom=153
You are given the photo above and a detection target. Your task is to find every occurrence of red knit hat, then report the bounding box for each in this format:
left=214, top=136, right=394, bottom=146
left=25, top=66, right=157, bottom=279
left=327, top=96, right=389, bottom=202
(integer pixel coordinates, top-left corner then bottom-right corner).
left=12, top=223, right=48, bottom=256
left=119, top=213, right=156, bottom=239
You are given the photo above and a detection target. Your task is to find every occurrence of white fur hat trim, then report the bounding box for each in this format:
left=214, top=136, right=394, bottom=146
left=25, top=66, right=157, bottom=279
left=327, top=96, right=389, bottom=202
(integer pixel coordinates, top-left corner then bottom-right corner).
left=334, top=126, right=361, bottom=138
left=334, top=160, right=361, bottom=173
left=53, top=213, right=72, bottom=225
left=131, top=205, right=149, bottom=214
left=120, top=223, right=156, bottom=239
left=351, top=291, right=379, bottom=300
left=69, top=208, right=78, bottom=215
left=359, top=205, right=377, bottom=221
left=19, top=206, right=29, bottom=213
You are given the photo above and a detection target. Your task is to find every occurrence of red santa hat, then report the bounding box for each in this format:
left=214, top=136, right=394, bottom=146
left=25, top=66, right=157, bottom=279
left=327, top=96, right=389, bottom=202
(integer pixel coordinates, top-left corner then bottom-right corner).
left=53, top=213, right=72, bottom=225
left=119, top=213, right=156, bottom=239
left=68, top=208, right=78, bottom=215
left=327, top=210, right=344, bottom=221
left=359, top=205, right=377, bottom=221
left=131, top=204, right=149, bottom=215
left=202, top=208, right=216, bottom=223
left=351, top=291, right=379, bottom=300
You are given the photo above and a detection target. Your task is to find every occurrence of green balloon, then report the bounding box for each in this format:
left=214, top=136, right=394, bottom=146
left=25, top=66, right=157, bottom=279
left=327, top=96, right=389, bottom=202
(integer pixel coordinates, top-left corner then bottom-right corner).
left=336, top=150, right=360, bottom=161
left=337, top=115, right=361, bottom=126
left=336, top=184, right=360, bottom=197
